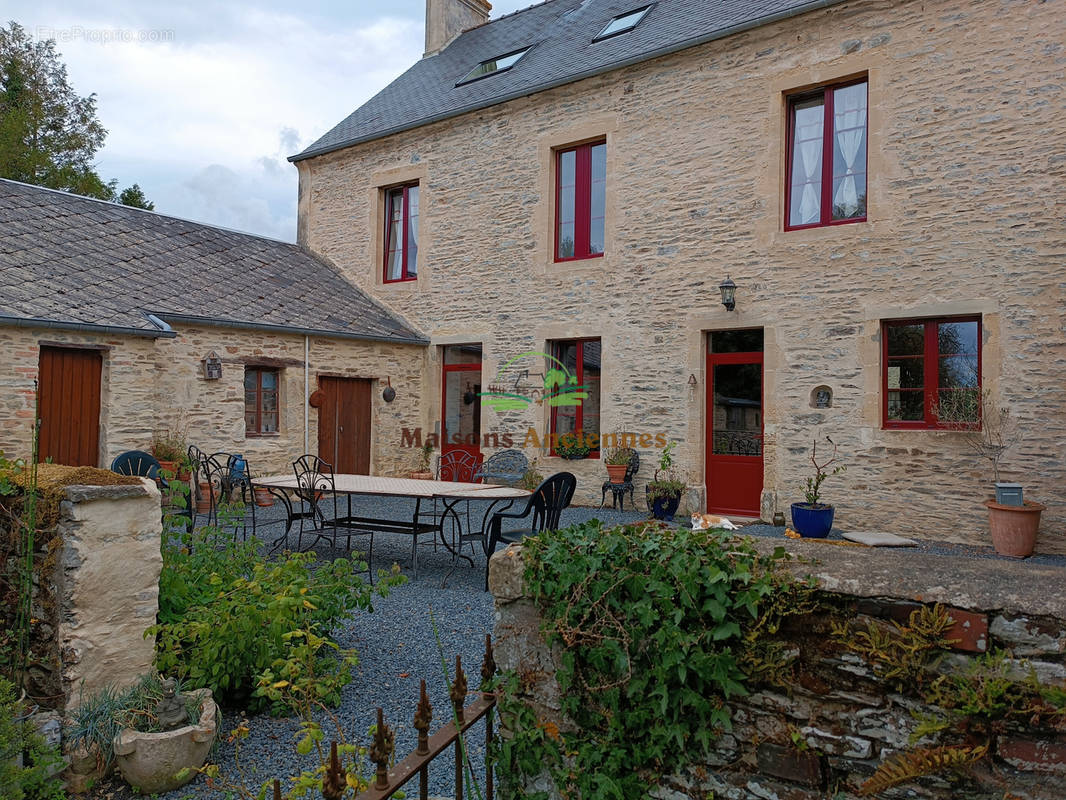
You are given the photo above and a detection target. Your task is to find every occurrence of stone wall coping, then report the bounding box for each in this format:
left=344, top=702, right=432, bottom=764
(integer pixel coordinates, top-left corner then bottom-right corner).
left=491, top=536, right=1066, bottom=619
left=63, top=478, right=157, bottom=504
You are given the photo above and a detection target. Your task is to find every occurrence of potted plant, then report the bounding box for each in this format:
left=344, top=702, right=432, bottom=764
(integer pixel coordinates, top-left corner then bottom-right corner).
left=150, top=426, right=190, bottom=480
left=519, top=459, right=544, bottom=492
left=66, top=673, right=217, bottom=795
left=790, top=436, right=845, bottom=538
left=602, top=435, right=632, bottom=484
left=646, top=441, right=685, bottom=521
left=555, top=433, right=591, bottom=461
left=934, top=389, right=1043, bottom=557
left=407, top=441, right=435, bottom=480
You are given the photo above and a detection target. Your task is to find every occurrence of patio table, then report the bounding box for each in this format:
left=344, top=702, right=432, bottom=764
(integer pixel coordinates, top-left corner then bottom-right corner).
left=252, top=474, right=527, bottom=577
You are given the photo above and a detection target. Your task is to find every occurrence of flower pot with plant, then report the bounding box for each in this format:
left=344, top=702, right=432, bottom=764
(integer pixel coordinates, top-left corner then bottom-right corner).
left=555, top=432, right=591, bottom=461
left=646, top=441, right=685, bottom=520
left=150, top=426, right=189, bottom=478
left=934, top=388, right=1043, bottom=557
left=407, top=441, right=435, bottom=480
left=602, top=434, right=633, bottom=484
left=790, top=436, right=845, bottom=538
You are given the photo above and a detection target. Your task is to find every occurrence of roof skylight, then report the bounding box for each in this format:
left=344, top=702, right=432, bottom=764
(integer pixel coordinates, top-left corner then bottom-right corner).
left=458, top=47, right=531, bottom=84
left=593, top=5, right=652, bottom=41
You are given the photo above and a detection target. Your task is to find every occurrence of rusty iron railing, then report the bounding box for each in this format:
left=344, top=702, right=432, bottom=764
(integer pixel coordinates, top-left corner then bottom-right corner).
left=266, top=634, right=497, bottom=800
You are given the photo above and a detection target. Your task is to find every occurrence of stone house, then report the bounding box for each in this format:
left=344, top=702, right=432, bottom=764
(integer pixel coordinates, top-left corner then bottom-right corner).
left=290, top=0, right=1066, bottom=551
left=0, top=178, right=428, bottom=478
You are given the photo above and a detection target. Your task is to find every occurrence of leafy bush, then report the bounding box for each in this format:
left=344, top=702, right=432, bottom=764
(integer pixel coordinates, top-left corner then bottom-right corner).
left=150, top=524, right=402, bottom=712
left=0, top=678, right=66, bottom=800
left=497, top=520, right=814, bottom=799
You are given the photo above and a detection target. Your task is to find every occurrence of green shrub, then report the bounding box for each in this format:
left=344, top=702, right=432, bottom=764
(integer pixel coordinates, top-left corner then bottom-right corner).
left=496, top=520, right=814, bottom=800
left=0, top=678, right=66, bottom=800
left=150, top=524, right=401, bottom=713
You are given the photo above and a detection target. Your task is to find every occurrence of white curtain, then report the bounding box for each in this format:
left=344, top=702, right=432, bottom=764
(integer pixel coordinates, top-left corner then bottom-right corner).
left=793, top=104, right=823, bottom=224
left=832, top=84, right=867, bottom=214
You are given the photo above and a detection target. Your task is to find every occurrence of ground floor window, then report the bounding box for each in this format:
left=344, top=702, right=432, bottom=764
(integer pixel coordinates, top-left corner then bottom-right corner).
left=245, top=367, right=279, bottom=434
left=548, top=338, right=601, bottom=455
left=883, top=316, right=981, bottom=429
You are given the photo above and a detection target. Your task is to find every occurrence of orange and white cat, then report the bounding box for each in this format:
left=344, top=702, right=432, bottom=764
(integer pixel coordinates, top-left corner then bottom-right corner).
left=690, top=513, right=739, bottom=531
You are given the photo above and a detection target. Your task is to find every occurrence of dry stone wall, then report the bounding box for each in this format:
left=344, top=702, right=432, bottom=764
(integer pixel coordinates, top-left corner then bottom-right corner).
left=490, top=539, right=1066, bottom=799
left=299, top=0, right=1066, bottom=552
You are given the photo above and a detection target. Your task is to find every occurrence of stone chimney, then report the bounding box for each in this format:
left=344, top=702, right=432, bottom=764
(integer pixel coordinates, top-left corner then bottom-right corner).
left=425, top=0, right=492, bottom=57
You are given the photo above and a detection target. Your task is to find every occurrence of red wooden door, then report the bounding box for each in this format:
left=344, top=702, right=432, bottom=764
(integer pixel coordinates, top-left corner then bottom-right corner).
left=441, top=345, right=482, bottom=479
left=705, top=330, right=764, bottom=516
left=38, top=346, right=102, bottom=467
left=317, top=377, right=371, bottom=474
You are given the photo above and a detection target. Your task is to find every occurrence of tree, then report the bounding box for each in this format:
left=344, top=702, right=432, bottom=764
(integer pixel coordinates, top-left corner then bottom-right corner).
left=118, top=183, right=154, bottom=210
left=0, top=21, right=152, bottom=209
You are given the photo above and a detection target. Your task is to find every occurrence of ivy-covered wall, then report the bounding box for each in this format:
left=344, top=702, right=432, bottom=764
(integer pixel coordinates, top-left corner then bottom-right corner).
left=490, top=536, right=1066, bottom=799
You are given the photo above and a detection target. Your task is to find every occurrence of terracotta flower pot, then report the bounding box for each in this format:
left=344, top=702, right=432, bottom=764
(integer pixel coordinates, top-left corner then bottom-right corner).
left=605, top=464, right=628, bottom=484
left=254, top=486, right=274, bottom=507
left=984, top=499, right=1044, bottom=558
left=113, top=689, right=217, bottom=794
left=408, top=471, right=434, bottom=481
left=196, top=482, right=214, bottom=513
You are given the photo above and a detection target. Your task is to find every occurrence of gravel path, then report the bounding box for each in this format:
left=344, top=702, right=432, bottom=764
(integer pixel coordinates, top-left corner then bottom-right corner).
left=146, top=496, right=1063, bottom=799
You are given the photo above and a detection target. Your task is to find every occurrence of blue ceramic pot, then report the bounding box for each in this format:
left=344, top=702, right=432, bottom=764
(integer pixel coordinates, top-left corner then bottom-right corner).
left=648, top=490, right=681, bottom=521
left=790, top=502, right=835, bottom=538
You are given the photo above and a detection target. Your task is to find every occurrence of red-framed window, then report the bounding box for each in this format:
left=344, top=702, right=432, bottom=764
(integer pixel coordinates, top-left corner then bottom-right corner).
left=786, top=78, right=868, bottom=230
left=549, top=338, right=601, bottom=455
left=882, top=317, right=981, bottom=429
left=555, top=141, right=606, bottom=261
left=245, top=367, right=279, bottom=434
left=384, top=183, right=419, bottom=282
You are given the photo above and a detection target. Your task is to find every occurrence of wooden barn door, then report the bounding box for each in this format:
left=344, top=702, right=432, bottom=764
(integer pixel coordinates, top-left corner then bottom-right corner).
left=38, top=346, right=102, bottom=467
left=317, top=377, right=372, bottom=474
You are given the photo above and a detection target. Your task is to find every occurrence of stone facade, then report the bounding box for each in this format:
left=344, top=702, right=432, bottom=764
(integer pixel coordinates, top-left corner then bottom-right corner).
left=0, top=324, right=428, bottom=478
left=490, top=540, right=1066, bottom=799
left=295, top=0, right=1066, bottom=552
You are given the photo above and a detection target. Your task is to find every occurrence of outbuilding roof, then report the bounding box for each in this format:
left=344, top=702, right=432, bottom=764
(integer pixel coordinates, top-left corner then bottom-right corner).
left=293, top=0, right=842, bottom=161
left=0, top=179, right=426, bottom=343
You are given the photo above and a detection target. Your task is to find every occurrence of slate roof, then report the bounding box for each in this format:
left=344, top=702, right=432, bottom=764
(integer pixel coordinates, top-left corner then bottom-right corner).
left=0, top=179, right=426, bottom=343
left=293, top=0, right=842, bottom=161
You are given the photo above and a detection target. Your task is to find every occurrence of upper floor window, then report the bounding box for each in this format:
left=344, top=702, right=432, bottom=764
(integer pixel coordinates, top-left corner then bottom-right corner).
left=593, top=6, right=652, bottom=41
left=883, top=317, right=981, bottom=429
left=556, top=141, right=606, bottom=261
left=786, top=78, right=867, bottom=230
left=549, top=338, right=601, bottom=454
left=458, top=47, right=530, bottom=84
left=245, top=367, right=279, bottom=434
left=384, top=183, right=419, bottom=282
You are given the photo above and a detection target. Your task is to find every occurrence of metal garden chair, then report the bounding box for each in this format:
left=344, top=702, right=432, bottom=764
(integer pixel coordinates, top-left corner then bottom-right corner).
left=599, top=449, right=640, bottom=511
left=474, top=449, right=529, bottom=486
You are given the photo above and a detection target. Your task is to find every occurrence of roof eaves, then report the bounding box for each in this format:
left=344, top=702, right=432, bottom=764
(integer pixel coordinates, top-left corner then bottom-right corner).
left=151, top=312, right=430, bottom=346
left=289, top=0, right=846, bottom=163
left=0, top=314, right=176, bottom=339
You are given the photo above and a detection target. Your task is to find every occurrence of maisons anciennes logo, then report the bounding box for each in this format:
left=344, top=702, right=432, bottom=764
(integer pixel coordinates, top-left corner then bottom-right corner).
left=400, top=350, right=668, bottom=451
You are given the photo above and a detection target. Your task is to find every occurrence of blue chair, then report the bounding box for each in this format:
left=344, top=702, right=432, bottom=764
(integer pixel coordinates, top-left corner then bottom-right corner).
left=474, top=449, right=529, bottom=486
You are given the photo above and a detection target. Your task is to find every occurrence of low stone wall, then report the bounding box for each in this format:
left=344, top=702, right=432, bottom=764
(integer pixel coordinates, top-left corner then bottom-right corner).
left=22, top=477, right=162, bottom=711
left=490, top=539, right=1066, bottom=799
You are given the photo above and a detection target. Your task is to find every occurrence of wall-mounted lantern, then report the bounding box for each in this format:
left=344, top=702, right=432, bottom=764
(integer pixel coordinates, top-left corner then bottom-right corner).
left=718, top=275, right=737, bottom=312
left=382, top=377, right=396, bottom=403
left=202, top=351, right=222, bottom=380
left=687, top=374, right=698, bottom=387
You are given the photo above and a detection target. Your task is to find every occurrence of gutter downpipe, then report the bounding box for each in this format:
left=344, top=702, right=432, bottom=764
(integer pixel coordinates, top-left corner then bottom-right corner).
left=304, top=335, right=310, bottom=455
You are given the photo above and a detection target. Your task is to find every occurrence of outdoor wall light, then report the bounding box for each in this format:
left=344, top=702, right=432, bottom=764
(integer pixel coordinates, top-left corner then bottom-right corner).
left=718, top=275, right=737, bottom=312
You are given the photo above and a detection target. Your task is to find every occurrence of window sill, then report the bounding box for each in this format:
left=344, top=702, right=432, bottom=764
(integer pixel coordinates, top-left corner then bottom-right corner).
left=245, top=432, right=281, bottom=439
left=554, top=253, right=605, bottom=265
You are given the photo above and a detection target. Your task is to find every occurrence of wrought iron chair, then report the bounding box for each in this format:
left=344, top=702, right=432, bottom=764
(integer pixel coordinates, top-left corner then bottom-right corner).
left=292, top=454, right=373, bottom=581
left=194, top=453, right=256, bottom=540
left=438, top=450, right=483, bottom=482
left=484, top=472, right=576, bottom=590
left=599, top=449, right=640, bottom=511
left=474, top=449, right=529, bottom=486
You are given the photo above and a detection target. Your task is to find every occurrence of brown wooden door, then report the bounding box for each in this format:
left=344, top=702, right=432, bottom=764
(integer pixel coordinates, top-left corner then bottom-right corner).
left=317, top=377, right=371, bottom=474
left=38, top=346, right=102, bottom=467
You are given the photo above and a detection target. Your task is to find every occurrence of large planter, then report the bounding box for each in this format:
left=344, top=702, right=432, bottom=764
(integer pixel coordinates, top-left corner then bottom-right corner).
left=647, top=488, right=681, bottom=521
left=113, top=689, right=217, bottom=794
left=790, top=502, right=835, bottom=538
left=253, top=486, right=274, bottom=507
left=984, top=499, right=1044, bottom=558
left=196, top=482, right=213, bottom=513
left=605, top=464, right=628, bottom=484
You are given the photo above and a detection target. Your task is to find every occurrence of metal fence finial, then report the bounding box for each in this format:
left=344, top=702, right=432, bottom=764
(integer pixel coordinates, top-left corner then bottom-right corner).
left=481, top=633, right=496, bottom=696
left=415, top=678, right=433, bottom=755
left=451, top=654, right=468, bottom=725
left=371, top=706, right=396, bottom=790
left=323, top=740, right=345, bottom=799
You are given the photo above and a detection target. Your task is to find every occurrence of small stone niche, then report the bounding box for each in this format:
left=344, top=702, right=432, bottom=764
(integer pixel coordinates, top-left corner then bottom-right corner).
left=810, top=385, right=833, bottom=409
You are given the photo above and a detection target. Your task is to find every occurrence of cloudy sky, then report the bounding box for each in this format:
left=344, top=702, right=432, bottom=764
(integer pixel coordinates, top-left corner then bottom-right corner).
left=6, top=1, right=533, bottom=240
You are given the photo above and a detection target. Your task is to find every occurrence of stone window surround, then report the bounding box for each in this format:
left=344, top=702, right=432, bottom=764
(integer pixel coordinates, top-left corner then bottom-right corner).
left=244, top=365, right=281, bottom=437
left=368, top=163, right=430, bottom=291
left=533, top=116, right=620, bottom=276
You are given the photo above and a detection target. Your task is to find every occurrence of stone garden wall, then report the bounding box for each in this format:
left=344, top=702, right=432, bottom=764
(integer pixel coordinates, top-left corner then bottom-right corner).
left=490, top=538, right=1066, bottom=799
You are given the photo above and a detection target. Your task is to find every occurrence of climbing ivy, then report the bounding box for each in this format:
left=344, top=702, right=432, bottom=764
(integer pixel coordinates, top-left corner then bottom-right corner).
left=494, top=520, right=815, bottom=800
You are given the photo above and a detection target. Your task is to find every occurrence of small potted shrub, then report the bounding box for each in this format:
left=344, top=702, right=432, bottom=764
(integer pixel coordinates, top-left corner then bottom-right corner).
left=646, top=441, right=685, bottom=521
left=555, top=433, right=591, bottom=461
left=519, top=459, right=544, bottom=492
left=407, top=441, right=435, bottom=480
left=934, top=389, right=1043, bottom=557
left=790, top=436, right=845, bottom=538
left=602, top=435, right=632, bottom=484
left=150, top=427, right=189, bottom=478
